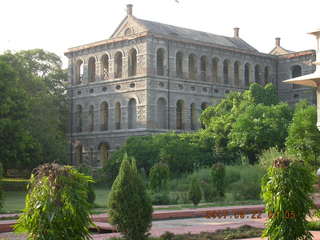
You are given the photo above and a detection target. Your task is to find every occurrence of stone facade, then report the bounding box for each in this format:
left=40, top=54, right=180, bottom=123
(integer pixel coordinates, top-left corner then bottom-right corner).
left=64, top=5, right=316, bottom=167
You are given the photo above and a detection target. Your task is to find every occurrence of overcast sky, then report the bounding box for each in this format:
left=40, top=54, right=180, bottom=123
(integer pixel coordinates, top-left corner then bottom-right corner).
left=1, top=0, right=319, bottom=67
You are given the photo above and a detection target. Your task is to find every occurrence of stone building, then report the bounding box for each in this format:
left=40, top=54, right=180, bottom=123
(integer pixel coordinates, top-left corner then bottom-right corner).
left=64, top=4, right=316, bottom=167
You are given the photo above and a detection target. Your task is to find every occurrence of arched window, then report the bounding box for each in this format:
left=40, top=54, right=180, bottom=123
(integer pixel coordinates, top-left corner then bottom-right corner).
left=76, top=105, right=82, bottom=132
left=292, top=65, right=302, bottom=89
left=157, top=98, right=167, bottom=129
left=88, top=57, right=96, bottom=82
left=115, top=102, right=121, bottom=130
left=128, top=98, right=137, bottom=129
left=89, top=105, right=94, bottom=132
left=292, top=65, right=302, bottom=78
left=75, top=144, right=83, bottom=165
left=264, top=66, right=269, bottom=85
left=234, top=61, right=240, bottom=86
left=176, top=100, right=185, bottom=130
left=201, top=103, right=209, bottom=129
left=255, top=65, right=261, bottom=84
left=89, top=148, right=94, bottom=163
left=100, top=102, right=109, bottom=131
left=176, top=52, right=183, bottom=78
left=75, top=59, right=83, bottom=85
left=212, top=58, right=219, bottom=83
left=101, top=54, right=109, bottom=80
left=223, top=60, right=230, bottom=84
left=190, top=103, right=197, bottom=130
left=128, top=49, right=137, bottom=77
left=114, top=52, right=123, bottom=78
left=244, top=63, right=250, bottom=87
left=157, top=48, right=165, bottom=76
left=200, top=56, right=207, bottom=81
left=99, top=143, right=109, bottom=167
left=189, top=54, right=197, bottom=80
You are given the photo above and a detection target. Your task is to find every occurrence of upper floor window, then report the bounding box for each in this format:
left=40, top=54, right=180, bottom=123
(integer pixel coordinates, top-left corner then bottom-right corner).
left=212, top=58, right=219, bottom=83
left=101, top=54, right=109, bottom=80
left=75, top=59, right=83, bottom=85
left=292, top=65, right=302, bottom=89
left=88, top=57, right=96, bottom=82
left=223, top=59, right=230, bottom=84
left=157, top=48, right=165, bottom=76
left=234, top=61, right=240, bottom=87
left=200, top=56, right=207, bottom=81
left=114, top=52, right=123, bottom=78
left=254, top=64, right=261, bottom=84
left=188, top=54, right=197, bottom=80
left=176, top=52, right=183, bottom=78
left=128, top=49, right=137, bottom=77
left=244, top=63, right=250, bottom=87
left=264, top=66, right=269, bottom=85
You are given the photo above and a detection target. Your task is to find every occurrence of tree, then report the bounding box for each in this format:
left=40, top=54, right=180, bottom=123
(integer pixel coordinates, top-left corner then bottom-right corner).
left=0, top=50, right=68, bottom=171
left=188, top=177, right=202, bottom=206
left=149, top=162, right=170, bottom=192
left=108, top=153, right=153, bottom=240
left=211, top=163, right=225, bottom=197
left=229, top=103, right=291, bottom=163
left=286, top=100, right=320, bottom=168
left=261, top=157, right=314, bottom=240
left=0, top=56, right=39, bottom=171
left=15, top=163, right=93, bottom=240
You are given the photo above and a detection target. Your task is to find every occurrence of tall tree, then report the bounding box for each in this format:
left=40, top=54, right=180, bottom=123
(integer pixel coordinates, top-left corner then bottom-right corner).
left=0, top=49, right=68, bottom=171
left=286, top=100, right=320, bottom=167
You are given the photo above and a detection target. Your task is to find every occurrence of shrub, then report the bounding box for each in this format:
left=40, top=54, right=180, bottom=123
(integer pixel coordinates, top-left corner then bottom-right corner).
left=262, top=157, right=315, bottom=240
left=0, top=162, right=2, bottom=210
left=149, top=162, right=170, bottom=192
left=229, top=165, right=265, bottom=200
left=225, top=166, right=241, bottom=187
left=201, top=182, right=217, bottom=202
left=77, top=164, right=96, bottom=205
left=15, top=163, right=93, bottom=240
left=108, top=153, right=153, bottom=240
left=211, top=163, right=225, bottom=197
left=151, top=191, right=171, bottom=205
left=188, top=177, right=202, bottom=206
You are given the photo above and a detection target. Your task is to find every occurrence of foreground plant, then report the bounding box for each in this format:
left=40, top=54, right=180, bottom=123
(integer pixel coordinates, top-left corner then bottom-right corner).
left=108, top=153, right=153, bottom=240
left=261, top=157, right=314, bottom=240
left=15, top=163, right=93, bottom=240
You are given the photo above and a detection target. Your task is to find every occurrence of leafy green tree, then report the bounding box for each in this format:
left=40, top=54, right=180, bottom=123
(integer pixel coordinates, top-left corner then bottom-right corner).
left=0, top=56, right=39, bottom=171
left=15, top=163, right=93, bottom=240
left=108, top=153, right=153, bottom=240
left=261, top=157, right=314, bottom=240
left=211, top=163, right=225, bottom=197
left=286, top=100, right=320, bottom=167
left=0, top=50, right=68, bottom=171
left=149, top=162, right=170, bottom=192
left=188, top=177, right=202, bottom=206
left=229, top=103, right=292, bottom=163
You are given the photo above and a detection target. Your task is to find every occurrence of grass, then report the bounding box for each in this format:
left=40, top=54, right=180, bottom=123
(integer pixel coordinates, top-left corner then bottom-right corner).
left=2, top=191, right=26, bottom=213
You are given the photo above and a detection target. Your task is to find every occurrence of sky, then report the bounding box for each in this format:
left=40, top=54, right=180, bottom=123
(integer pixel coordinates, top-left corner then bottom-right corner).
left=1, top=0, right=319, bottom=67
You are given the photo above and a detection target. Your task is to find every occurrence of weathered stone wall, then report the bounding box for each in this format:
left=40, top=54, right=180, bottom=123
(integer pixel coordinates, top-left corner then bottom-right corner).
left=277, top=51, right=316, bottom=104
left=65, top=34, right=316, bottom=167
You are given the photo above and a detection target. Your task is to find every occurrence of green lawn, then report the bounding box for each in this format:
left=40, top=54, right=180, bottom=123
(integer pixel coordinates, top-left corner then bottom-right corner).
left=1, top=188, right=110, bottom=214
left=2, top=191, right=26, bottom=213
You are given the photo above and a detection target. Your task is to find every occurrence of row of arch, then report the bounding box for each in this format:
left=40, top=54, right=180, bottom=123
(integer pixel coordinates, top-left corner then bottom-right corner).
left=75, top=48, right=138, bottom=84
left=75, top=98, right=137, bottom=132
left=74, top=143, right=110, bottom=167
left=74, top=99, right=210, bottom=132
left=157, top=48, right=271, bottom=86
left=74, top=47, right=272, bottom=87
